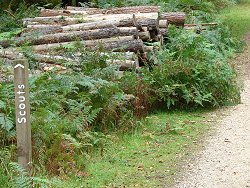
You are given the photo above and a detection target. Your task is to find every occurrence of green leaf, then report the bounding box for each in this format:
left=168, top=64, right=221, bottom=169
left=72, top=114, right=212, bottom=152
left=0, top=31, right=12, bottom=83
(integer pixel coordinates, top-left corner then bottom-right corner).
left=0, top=113, right=14, bottom=132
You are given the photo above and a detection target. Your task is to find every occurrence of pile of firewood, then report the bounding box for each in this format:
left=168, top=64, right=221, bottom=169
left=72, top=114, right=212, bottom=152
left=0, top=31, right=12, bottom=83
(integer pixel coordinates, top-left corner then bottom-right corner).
left=0, top=6, right=187, bottom=72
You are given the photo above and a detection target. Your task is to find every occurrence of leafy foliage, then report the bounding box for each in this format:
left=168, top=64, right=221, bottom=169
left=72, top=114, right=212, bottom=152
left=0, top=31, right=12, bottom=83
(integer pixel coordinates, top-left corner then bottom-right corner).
left=0, top=2, right=39, bottom=33
left=141, top=26, right=241, bottom=107
left=0, top=83, right=15, bottom=145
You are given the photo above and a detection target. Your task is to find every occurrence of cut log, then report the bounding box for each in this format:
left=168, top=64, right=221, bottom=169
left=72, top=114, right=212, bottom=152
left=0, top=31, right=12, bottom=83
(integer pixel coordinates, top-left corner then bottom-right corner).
left=83, top=12, right=159, bottom=22
left=62, top=18, right=137, bottom=31
left=101, top=39, right=145, bottom=53
left=136, top=18, right=159, bottom=31
left=41, top=6, right=160, bottom=16
left=66, top=7, right=100, bottom=11
left=23, top=13, right=159, bottom=26
left=2, top=27, right=139, bottom=47
left=160, top=12, right=186, bottom=26
left=184, top=23, right=218, bottom=27
left=101, top=6, right=160, bottom=14
left=43, top=64, right=67, bottom=72
left=24, top=18, right=137, bottom=35
left=159, top=20, right=168, bottom=28
left=0, top=49, right=24, bottom=59
left=30, top=54, right=78, bottom=65
left=66, top=6, right=160, bottom=14
left=21, top=26, right=63, bottom=37
left=26, top=24, right=57, bottom=29
left=100, top=52, right=138, bottom=62
left=29, top=36, right=144, bottom=53
left=106, top=59, right=137, bottom=71
left=23, top=16, right=83, bottom=26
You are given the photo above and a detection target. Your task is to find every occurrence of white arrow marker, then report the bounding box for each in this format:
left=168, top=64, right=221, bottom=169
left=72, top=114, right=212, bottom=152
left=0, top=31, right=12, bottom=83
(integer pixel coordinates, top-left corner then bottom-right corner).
left=14, top=64, right=25, bottom=69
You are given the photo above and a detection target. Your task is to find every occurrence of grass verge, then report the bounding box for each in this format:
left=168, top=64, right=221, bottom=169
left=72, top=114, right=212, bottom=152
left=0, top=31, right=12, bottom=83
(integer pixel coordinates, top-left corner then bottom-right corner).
left=55, top=110, right=210, bottom=188
left=219, top=0, right=250, bottom=38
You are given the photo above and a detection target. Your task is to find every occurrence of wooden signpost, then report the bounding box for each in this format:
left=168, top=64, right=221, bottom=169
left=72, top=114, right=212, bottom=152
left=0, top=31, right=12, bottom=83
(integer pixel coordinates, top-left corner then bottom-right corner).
left=14, top=59, right=32, bottom=170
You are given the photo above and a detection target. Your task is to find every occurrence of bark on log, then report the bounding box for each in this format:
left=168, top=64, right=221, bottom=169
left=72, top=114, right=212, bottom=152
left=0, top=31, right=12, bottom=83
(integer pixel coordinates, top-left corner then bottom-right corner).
left=83, top=12, right=159, bottom=22
left=30, top=54, right=78, bottom=64
left=160, top=12, right=186, bottom=26
left=24, top=18, right=137, bottom=36
left=21, top=26, right=63, bottom=37
left=62, top=18, right=137, bottom=31
left=101, top=39, right=144, bottom=53
left=184, top=23, right=218, bottom=27
left=23, top=13, right=159, bottom=26
left=100, top=52, right=138, bottom=62
left=0, top=49, right=24, bottom=59
left=23, top=16, right=83, bottom=26
left=66, top=7, right=100, bottom=11
left=66, top=6, right=160, bottom=14
left=29, top=36, right=144, bottom=53
left=136, top=18, right=159, bottom=31
left=101, top=6, right=160, bottom=14
left=106, top=59, right=137, bottom=71
left=41, top=6, right=160, bottom=16
left=26, top=24, right=61, bottom=29
left=2, top=27, right=139, bottom=47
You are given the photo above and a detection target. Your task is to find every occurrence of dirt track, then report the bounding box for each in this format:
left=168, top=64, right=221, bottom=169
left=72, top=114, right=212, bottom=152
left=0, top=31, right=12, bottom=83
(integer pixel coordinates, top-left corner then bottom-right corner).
left=173, top=33, right=250, bottom=188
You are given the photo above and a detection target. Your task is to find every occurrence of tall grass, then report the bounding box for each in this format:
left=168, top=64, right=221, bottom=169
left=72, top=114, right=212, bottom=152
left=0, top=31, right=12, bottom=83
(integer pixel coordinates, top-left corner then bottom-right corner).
left=219, top=0, right=250, bottom=38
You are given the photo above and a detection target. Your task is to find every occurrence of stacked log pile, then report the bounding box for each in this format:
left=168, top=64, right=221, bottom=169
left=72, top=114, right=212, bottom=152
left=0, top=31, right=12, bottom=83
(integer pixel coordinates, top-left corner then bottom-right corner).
left=0, top=6, right=187, bottom=72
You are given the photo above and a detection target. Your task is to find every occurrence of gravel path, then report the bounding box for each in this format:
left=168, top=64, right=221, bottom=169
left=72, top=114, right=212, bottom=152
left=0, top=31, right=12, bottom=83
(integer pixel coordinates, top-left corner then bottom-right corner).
left=173, top=34, right=250, bottom=188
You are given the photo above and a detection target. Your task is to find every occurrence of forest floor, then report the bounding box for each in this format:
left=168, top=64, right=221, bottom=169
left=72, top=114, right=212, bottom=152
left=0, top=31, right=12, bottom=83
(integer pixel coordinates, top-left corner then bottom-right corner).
left=172, top=32, right=250, bottom=188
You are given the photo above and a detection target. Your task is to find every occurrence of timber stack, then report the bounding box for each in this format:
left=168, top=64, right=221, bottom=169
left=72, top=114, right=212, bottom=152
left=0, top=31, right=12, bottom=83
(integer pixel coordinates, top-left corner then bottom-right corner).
left=0, top=6, right=186, bottom=72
